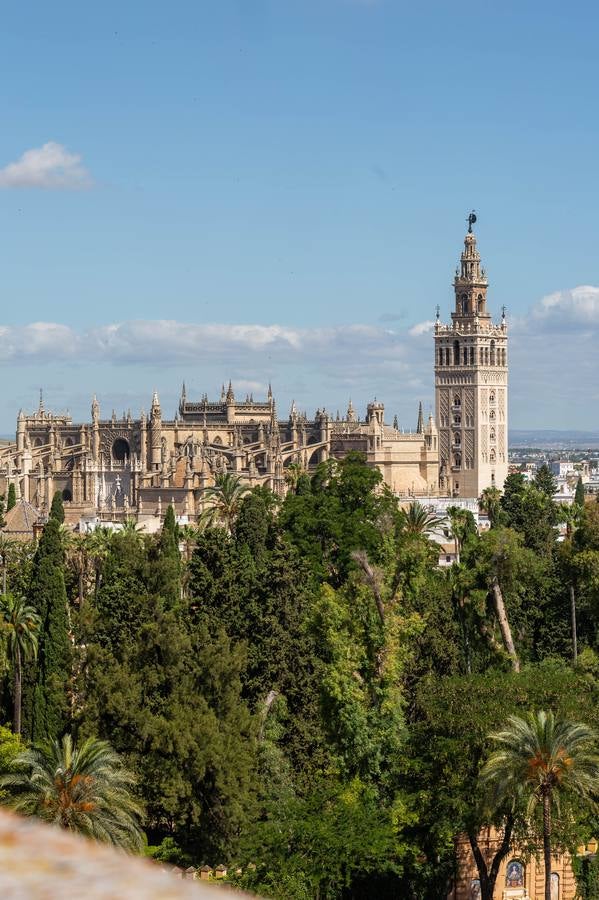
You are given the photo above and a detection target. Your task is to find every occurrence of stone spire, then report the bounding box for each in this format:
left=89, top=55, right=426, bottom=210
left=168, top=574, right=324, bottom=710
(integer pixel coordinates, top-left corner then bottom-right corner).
left=267, top=382, right=273, bottom=402
left=416, top=401, right=424, bottom=434
left=91, top=394, right=99, bottom=423
left=226, top=380, right=234, bottom=403
left=346, top=398, right=356, bottom=423
left=151, top=391, right=161, bottom=418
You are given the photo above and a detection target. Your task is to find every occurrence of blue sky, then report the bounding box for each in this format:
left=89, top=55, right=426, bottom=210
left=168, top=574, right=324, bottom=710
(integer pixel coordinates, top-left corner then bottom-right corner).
left=1, top=0, right=598, bottom=432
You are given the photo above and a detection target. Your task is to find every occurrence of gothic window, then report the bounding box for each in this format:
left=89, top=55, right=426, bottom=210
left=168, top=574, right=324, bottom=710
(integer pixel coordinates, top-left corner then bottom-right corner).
left=62, top=488, right=73, bottom=502
left=477, top=293, right=484, bottom=313
left=469, top=346, right=474, bottom=365
left=453, top=453, right=461, bottom=468
left=490, top=409, right=496, bottom=420
left=505, top=860, right=524, bottom=888
left=490, top=449, right=496, bottom=462
left=490, top=340, right=496, bottom=366
left=453, top=433, right=461, bottom=446
left=453, top=414, right=461, bottom=425
left=438, top=347, right=444, bottom=366
left=489, top=392, right=495, bottom=403
left=445, top=347, right=450, bottom=365
left=484, top=347, right=489, bottom=365
left=112, top=438, right=130, bottom=462
left=453, top=340, right=460, bottom=365
left=34, top=438, right=43, bottom=447
left=65, top=437, right=74, bottom=447
left=453, top=395, right=461, bottom=408
left=460, top=293, right=467, bottom=314
left=479, top=347, right=484, bottom=364
left=463, top=347, right=468, bottom=365
left=490, top=429, right=496, bottom=441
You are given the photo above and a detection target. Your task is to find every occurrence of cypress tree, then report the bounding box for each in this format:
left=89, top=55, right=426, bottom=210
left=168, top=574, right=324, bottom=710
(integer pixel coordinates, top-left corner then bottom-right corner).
left=0, top=494, right=5, bottom=529
left=7, top=484, right=16, bottom=511
left=148, top=504, right=181, bottom=606
left=50, top=491, right=65, bottom=523
left=575, top=475, right=585, bottom=507
left=26, top=518, right=71, bottom=740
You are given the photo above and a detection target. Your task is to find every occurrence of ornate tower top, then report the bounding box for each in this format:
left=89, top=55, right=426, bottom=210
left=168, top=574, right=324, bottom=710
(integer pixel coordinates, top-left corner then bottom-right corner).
left=226, top=380, right=235, bottom=403
left=452, top=213, right=490, bottom=323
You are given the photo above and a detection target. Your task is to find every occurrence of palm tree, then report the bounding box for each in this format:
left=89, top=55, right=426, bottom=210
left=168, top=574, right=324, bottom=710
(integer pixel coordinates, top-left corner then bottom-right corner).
left=1, top=734, right=144, bottom=851
left=85, top=527, right=113, bottom=599
left=284, top=461, right=306, bottom=493
left=399, top=501, right=446, bottom=537
left=445, top=505, right=475, bottom=563
left=481, top=711, right=599, bottom=900
left=201, top=473, right=250, bottom=532
left=65, top=533, right=90, bottom=606
left=0, top=594, right=40, bottom=734
left=479, top=486, right=502, bottom=528
left=120, top=517, right=144, bottom=537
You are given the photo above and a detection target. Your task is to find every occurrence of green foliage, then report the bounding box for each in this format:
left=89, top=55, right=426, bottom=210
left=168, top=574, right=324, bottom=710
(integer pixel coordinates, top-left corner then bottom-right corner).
left=6, top=484, right=16, bottom=512
left=49, top=491, right=65, bottom=523
left=27, top=518, right=72, bottom=741
left=234, top=778, right=403, bottom=900
left=576, top=476, right=586, bottom=507
left=1, top=734, right=144, bottom=850
left=0, top=494, right=5, bottom=530
left=145, top=836, right=191, bottom=867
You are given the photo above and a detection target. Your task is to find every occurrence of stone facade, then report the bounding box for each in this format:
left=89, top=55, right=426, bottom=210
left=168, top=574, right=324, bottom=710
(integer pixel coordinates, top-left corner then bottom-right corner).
left=450, top=829, right=576, bottom=899
left=0, top=386, right=439, bottom=524
left=435, top=223, right=509, bottom=497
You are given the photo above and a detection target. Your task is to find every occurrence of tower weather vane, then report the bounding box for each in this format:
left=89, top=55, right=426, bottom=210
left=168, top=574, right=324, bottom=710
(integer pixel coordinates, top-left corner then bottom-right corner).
left=467, top=210, right=477, bottom=233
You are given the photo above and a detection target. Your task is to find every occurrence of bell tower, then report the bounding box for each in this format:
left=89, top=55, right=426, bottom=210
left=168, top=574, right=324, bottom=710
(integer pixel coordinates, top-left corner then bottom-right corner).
left=434, top=214, right=508, bottom=498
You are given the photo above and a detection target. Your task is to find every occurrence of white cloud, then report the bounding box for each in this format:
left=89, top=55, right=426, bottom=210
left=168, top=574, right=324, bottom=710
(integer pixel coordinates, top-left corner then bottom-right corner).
left=408, top=320, right=435, bottom=337
left=0, top=142, right=92, bottom=189
left=530, top=285, right=599, bottom=329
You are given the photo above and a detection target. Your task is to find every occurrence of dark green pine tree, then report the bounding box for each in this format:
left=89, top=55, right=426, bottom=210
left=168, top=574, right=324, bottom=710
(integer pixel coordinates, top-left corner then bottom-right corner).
left=50, top=491, right=65, bottom=523
left=26, top=518, right=72, bottom=740
left=7, top=483, right=16, bottom=511
left=575, top=475, right=585, bottom=507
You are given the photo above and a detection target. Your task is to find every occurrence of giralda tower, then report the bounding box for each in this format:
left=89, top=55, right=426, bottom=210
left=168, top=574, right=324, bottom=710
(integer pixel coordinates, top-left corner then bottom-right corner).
left=434, top=215, right=508, bottom=498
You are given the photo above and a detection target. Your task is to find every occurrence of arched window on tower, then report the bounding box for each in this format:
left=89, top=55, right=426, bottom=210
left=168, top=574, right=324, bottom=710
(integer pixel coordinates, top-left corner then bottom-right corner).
left=463, top=347, right=468, bottom=365
left=477, top=293, right=484, bottom=313
left=480, top=347, right=484, bottom=365
left=453, top=340, right=460, bottom=365
left=490, top=340, right=496, bottom=366
left=453, top=395, right=461, bottom=408
left=484, top=347, right=489, bottom=365
left=445, top=347, right=450, bottom=366
left=470, top=346, right=474, bottom=365
left=489, top=391, right=495, bottom=403
left=438, top=347, right=443, bottom=366
left=460, top=293, right=467, bottom=315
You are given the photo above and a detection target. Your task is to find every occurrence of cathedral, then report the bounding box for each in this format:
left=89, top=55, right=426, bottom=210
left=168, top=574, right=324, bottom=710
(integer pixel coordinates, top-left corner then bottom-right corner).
left=0, top=220, right=507, bottom=527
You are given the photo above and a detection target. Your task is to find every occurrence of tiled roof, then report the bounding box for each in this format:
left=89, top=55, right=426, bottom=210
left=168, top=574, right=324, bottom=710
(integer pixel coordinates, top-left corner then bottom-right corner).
left=3, top=499, right=41, bottom=535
